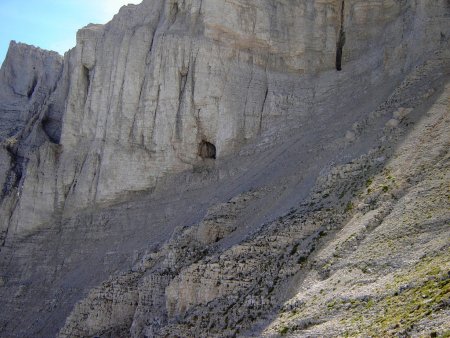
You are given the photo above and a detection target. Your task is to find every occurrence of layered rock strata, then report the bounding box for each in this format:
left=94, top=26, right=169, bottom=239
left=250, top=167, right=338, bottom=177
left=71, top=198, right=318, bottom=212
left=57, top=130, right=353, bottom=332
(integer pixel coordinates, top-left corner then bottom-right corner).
left=0, top=0, right=449, bottom=337
left=1, top=0, right=449, bottom=237
left=57, top=53, right=450, bottom=337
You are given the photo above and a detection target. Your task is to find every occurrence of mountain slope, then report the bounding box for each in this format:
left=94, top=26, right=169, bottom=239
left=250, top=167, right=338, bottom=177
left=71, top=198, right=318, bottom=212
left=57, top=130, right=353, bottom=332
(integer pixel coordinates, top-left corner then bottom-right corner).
left=0, top=0, right=449, bottom=337
left=58, top=52, right=450, bottom=337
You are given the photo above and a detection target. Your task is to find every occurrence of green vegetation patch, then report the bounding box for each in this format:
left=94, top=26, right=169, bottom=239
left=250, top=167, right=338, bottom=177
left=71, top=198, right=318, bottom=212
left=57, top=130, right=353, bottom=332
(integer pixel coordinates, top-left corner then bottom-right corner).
left=345, top=202, right=354, bottom=212
left=344, top=252, right=450, bottom=336
left=278, top=325, right=289, bottom=335
left=371, top=275, right=449, bottom=334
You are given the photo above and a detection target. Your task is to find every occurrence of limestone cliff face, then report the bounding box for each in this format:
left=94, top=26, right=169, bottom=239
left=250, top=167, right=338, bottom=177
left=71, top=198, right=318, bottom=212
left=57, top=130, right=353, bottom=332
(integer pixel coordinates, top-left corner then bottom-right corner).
left=59, top=64, right=450, bottom=337
left=0, top=41, right=63, bottom=139
left=58, top=0, right=446, bottom=211
left=58, top=54, right=450, bottom=337
left=0, top=42, right=63, bottom=241
left=1, top=0, right=448, bottom=237
left=0, top=1, right=449, bottom=336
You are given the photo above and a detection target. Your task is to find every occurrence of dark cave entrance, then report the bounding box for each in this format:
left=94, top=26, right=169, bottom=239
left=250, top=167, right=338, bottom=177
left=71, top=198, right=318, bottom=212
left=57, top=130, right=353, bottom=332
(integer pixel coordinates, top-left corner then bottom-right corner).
left=27, top=76, right=38, bottom=99
left=198, top=140, right=216, bottom=159
left=82, top=65, right=91, bottom=91
left=42, top=117, right=60, bottom=144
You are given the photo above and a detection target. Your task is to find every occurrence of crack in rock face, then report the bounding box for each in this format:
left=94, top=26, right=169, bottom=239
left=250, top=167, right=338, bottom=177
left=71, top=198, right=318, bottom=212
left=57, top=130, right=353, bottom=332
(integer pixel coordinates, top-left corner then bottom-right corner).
left=336, top=0, right=346, bottom=71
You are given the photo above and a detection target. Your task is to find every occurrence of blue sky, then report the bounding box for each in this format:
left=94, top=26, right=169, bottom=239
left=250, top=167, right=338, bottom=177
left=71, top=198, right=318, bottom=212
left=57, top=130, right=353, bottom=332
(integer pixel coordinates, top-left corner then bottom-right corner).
left=0, top=0, right=141, bottom=66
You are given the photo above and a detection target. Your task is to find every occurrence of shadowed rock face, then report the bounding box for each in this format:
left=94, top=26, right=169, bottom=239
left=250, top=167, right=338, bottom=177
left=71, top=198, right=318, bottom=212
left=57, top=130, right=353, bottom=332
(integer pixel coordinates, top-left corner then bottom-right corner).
left=0, top=42, right=64, bottom=244
left=0, top=0, right=449, bottom=337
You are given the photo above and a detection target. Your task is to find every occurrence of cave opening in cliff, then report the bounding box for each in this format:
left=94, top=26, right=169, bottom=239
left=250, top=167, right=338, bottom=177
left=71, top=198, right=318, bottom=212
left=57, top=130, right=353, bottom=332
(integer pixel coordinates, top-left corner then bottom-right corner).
left=199, top=140, right=216, bottom=159
left=82, top=65, right=91, bottom=95
left=336, top=0, right=346, bottom=71
left=42, top=117, right=60, bottom=144
left=27, top=76, right=38, bottom=99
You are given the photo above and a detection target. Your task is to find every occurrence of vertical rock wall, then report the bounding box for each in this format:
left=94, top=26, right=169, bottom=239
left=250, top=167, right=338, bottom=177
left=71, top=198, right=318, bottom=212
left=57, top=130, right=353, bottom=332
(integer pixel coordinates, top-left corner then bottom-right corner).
left=0, top=1, right=448, bottom=337
left=0, top=42, right=63, bottom=240
left=1, top=0, right=449, bottom=236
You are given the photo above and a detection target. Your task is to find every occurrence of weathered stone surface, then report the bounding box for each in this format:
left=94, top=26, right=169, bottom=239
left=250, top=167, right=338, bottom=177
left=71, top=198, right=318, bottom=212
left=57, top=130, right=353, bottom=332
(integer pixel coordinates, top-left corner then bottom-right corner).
left=57, top=58, right=450, bottom=336
left=61, top=75, right=450, bottom=337
left=0, top=41, right=63, bottom=139
left=0, top=42, right=64, bottom=239
left=1, top=0, right=448, bottom=239
left=385, top=118, right=399, bottom=128
left=0, top=146, right=10, bottom=194
left=0, top=0, right=449, bottom=337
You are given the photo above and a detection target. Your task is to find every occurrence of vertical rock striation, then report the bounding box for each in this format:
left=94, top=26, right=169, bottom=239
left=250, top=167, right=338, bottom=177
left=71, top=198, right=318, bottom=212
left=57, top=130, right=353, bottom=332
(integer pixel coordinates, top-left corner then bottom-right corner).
left=0, top=0, right=449, bottom=336
left=1, top=0, right=449, bottom=238
left=0, top=42, right=63, bottom=242
left=0, top=41, right=63, bottom=139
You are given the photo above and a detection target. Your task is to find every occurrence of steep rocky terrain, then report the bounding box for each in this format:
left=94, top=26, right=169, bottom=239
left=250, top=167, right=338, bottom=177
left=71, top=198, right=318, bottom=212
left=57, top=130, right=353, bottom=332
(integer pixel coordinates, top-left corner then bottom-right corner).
left=56, top=52, right=450, bottom=338
left=0, top=0, right=449, bottom=337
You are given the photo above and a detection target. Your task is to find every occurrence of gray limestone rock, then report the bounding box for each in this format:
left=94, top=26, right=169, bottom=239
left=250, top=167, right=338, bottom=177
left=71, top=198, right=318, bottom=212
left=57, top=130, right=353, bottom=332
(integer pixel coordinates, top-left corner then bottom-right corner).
left=0, top=0, right=449, bottom=337
left=4, top=0, right=450, bottom=238
left=0, top=41, right=63, bottom=140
